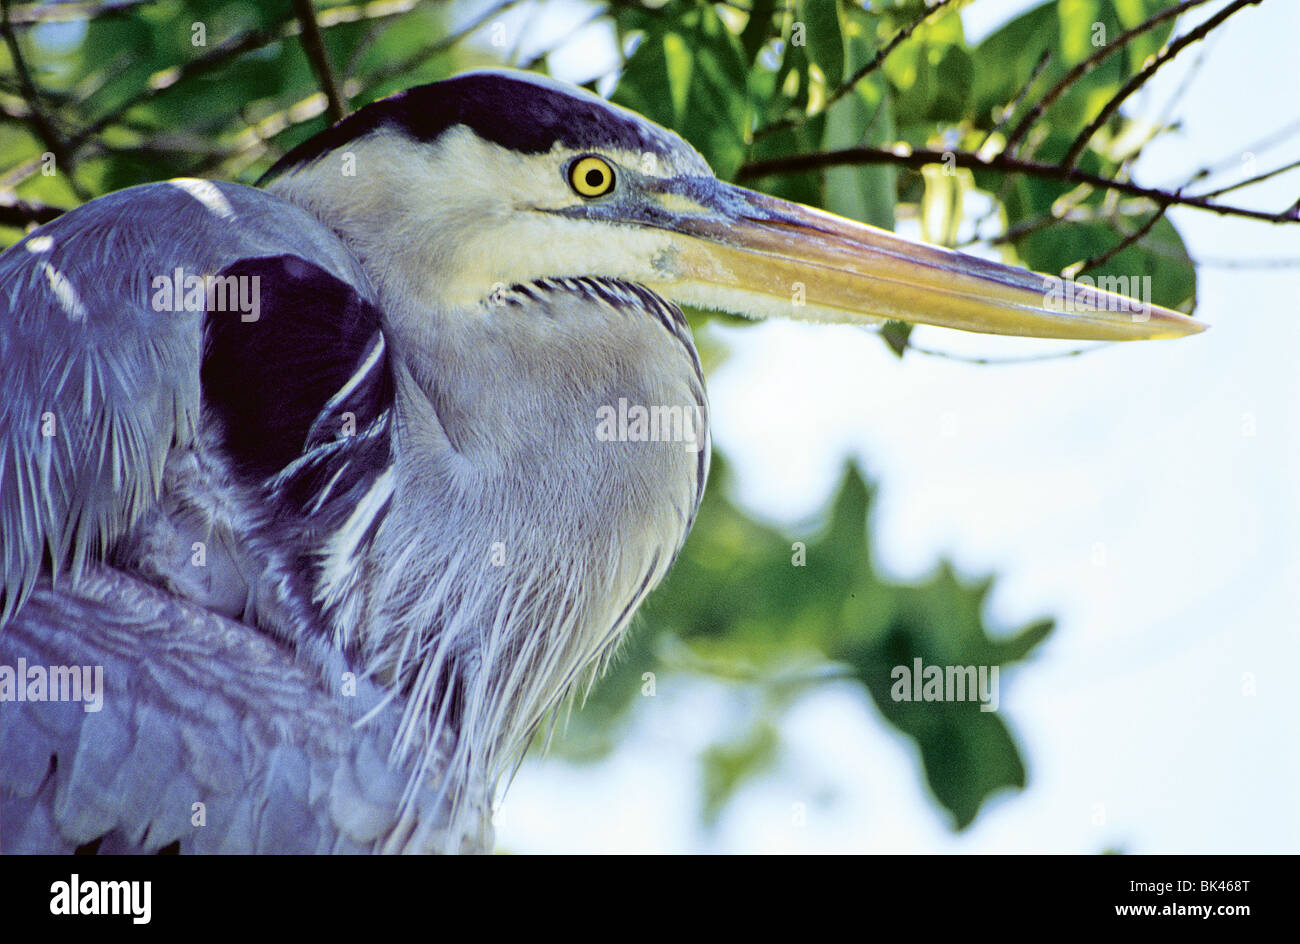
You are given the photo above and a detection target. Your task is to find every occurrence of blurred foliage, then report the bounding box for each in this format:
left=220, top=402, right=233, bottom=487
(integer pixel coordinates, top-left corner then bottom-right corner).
left=1, top=0, right=1206, bottom=836
left=568, top=456, right=1052, bottom=830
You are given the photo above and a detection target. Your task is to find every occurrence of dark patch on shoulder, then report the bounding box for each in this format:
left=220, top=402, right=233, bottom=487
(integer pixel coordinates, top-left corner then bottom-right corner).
left=260, top=73, right=677, bottom=181
left=201, top=254, right=389, bottom=482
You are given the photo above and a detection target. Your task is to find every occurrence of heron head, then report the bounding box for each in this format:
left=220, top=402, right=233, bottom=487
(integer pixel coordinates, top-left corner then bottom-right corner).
left=263, top=68, right=1202, bottom=341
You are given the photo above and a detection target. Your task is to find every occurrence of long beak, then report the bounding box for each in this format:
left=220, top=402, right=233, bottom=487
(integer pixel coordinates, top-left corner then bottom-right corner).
left=652, top=183, right=1203, bottom=341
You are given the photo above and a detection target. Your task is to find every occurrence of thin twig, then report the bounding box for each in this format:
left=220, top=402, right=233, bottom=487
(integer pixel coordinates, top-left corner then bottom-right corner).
left=1181, top=117, right=1300, bottom=188
left=737, top=145, right=1299, bottom=224
left=0, top=197, right=64, bottom=226
left=903, top=341, right=1106, bottom=366
left=342, top=1, right=424, bottom=78
left=64, top=21, right=293, bottom=155
left=960, top=198, right=1106, bottom=249
left=0, top=0, right=419, bottom=191
left=69, top=2, right=415, bottom=152
left=0, top=0, right=88, bottom=199
left=365, top=0, right=528, bottom=89
left=1065, top=204, right=1169, bottom=278
left=1193, top=158, right=1300, bottom=200
left=292, top=0, right=346, bottom=123
left=753, top=0, right=958, bottom=141
left=981, top=48, right=1051, bottom=154
left=0, top=152, right=43, bottom=189
left=1004, top=0, right=1213, bottom=155
left=959, top=212, right=1056, bottom=249
left=1062, top=0, right=1262, bottom=169
left=183, top=91, right=333, bottom=179
left=967, top=50, right=1055, bottom=236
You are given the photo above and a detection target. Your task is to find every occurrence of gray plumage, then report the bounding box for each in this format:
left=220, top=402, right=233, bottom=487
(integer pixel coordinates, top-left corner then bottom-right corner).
left=1, top=73, right=710, bottom=853
left=4, top=567, right=489, bottom=853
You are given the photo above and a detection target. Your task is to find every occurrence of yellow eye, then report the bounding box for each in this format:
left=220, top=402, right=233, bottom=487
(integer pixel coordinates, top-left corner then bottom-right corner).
left=569, top=156, right=615, bottom=198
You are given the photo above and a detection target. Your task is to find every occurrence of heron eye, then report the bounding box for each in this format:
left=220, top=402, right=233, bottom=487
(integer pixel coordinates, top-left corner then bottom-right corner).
left=569, top=156, right=615, bottom=198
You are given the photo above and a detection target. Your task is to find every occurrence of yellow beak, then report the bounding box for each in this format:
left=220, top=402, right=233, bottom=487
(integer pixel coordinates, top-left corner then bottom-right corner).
left=650, top=183, right=1203, bottom=341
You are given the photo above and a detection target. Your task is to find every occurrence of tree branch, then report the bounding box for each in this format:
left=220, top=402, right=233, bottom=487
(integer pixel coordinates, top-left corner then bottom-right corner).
left=365, top=0, right=529, bottom=89
left=0, top=197, right=65, bottom=227
left=736, top=146, right=1300, bottom=224
left=61, top=2, right=418, bottom=157
left=1066, top=205, right=1169, bottom=278
left=1004, top=0, right=1214, bottom=155
left=982, top=48, right=1052, bottom=153
left=1183, top=118, right=1300, bottom=188
left=0, top=0, right=88, bottom=199
left=0, top=1, right=423, bottom=191
left=292, top=0, right=346, bottom=124
left=753, top=0, right=959, bottom=141
left=1062, top=0, right=1263, bottom=169
left=1193, top=157, right=1300, bottom=200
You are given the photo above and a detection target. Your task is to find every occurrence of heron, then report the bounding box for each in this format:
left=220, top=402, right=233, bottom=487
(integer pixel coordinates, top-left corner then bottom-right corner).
left=0, top=69, right=1202, bottom=854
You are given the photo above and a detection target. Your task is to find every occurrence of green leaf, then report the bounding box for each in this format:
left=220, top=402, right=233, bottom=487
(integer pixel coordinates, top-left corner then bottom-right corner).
left=1059, top=0, right=1105, bottom=66
left=972, top=1, right=1060, bottom=131
left=634, top=461, right=1051, bottom=830
left=798, top=0, right=844, bottom=89
left=832, top=561, right=1054, bottom=829
left=739, top=0, right=779, bottom=65
left=1017, top=215, right=1197, bottom=313
left=877, top=0, right=967, bottom=126
left=611, top=0, right=749, bottom=179
left=880, top=320, right=913, bottom=358
left=700, top=721, right=779, bottom=826
left=821, top=35, right=896, bottom=231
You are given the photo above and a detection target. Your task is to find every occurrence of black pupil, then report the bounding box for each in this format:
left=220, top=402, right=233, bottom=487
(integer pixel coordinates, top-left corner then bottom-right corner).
left=585, top=168, right=605, bottom=189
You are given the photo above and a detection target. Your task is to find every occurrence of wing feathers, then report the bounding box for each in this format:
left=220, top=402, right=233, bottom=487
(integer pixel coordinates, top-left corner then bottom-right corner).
left=0, top=567, right=491, bottom=853
left=0, top=181, right=377, bottom=624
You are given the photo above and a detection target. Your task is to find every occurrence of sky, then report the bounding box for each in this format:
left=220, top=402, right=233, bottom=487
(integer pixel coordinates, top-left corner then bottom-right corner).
left=477, top=0, right=1300, bottom=853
